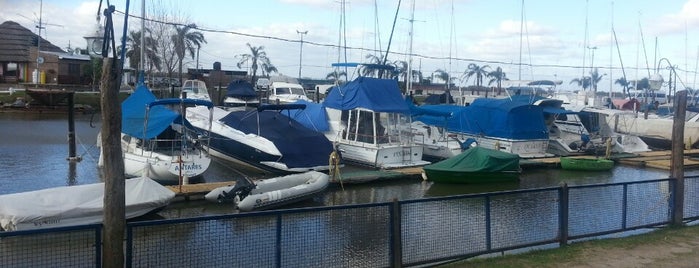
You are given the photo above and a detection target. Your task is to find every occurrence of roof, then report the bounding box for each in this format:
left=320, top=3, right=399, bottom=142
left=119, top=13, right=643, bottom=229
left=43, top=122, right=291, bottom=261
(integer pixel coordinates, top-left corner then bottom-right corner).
left=0, top=21, right=64, bottom=62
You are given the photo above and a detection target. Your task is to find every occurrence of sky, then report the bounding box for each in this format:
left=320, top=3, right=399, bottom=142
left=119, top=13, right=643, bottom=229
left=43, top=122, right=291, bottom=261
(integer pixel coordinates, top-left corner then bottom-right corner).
left=1, top=0, right=698, bottom=93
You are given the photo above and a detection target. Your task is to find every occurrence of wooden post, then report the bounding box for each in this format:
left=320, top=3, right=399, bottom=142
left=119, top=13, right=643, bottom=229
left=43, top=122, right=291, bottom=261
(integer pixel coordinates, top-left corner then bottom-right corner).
left=671, top=90, right=687, bottom=225
left=67, top=92, right=79, bottom=162
left=100, top=57, right=126, bottom=267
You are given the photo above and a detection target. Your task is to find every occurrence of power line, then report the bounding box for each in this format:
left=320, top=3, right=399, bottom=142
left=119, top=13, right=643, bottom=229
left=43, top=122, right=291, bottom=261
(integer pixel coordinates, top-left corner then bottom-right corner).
left=114, top=9, right=699, bottom=80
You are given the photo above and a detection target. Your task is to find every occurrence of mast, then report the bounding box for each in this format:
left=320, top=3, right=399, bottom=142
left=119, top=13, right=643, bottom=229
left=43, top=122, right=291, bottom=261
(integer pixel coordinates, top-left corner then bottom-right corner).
left=609, top=1, right=614, bottom=99
left=35, top=0, right=44, bottom=83
left=518, top=0, right=524, bottom=81
left=139, top=0, right=145, bottom=73
left=407, top=0, right=415, bottom=94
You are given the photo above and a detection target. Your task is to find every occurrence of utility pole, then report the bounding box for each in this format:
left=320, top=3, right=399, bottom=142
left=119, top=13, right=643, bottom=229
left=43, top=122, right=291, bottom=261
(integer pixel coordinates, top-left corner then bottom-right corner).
left=297, top=30, right=307, bottom=79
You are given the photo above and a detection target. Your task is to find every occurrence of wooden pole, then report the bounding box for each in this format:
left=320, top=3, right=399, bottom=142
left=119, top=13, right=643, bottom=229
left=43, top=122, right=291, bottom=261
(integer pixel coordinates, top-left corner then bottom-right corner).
left=671, top=90, right=687, bottom=225
left=100, top=57, right=126, bottom=267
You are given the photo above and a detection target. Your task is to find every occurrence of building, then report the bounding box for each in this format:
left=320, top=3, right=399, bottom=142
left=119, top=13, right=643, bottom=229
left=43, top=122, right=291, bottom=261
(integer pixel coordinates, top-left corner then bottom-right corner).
left=0, top=20, right=91, bottom=85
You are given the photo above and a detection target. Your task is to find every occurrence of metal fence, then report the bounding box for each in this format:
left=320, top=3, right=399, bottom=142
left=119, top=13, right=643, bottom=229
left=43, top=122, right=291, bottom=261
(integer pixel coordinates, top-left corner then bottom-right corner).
left=2, top=176, right=699, bottom=268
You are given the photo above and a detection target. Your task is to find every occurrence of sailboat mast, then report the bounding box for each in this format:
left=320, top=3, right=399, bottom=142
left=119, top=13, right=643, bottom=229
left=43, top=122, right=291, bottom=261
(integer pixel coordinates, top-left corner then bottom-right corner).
left=140, top=0, right=145, bottom=72
left=609, top=1, right=614, bottom=99
left=407, top=0, right=415, bottom=93
left=518, top=0, right=524, bottom=81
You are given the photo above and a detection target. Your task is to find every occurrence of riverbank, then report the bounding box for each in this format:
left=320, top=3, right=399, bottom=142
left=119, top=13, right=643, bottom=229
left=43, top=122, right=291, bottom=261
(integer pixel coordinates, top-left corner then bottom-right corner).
left=442, top=223, right=699, bottom=268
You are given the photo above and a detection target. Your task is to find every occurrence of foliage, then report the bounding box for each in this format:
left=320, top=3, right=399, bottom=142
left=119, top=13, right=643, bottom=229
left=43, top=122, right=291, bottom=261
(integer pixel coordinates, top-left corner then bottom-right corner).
left=237, top=43, right=275, bottom=85
left=462, top=63, right=490, bottom=88
left=172, top=24, right=206, bottom=83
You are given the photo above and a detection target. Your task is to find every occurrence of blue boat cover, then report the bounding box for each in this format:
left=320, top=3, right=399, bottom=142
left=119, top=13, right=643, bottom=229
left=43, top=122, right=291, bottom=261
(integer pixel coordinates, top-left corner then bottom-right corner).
left=323, top=77, right=409, bottom=113
left=219, top=109, right=334, bottom=168
left=289, top=100, right=330, bottom=132
left=122, top=85, right=212, bottom=139
left=225, top=80, right=257, bottom=98
left=415, top=98, right=548, bottom=140
left=122, top=85, right=179, bottom=139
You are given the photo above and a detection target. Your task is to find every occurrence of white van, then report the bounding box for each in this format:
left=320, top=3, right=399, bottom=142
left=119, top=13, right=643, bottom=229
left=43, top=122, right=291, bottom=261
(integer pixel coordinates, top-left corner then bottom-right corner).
left=268, top=82, right=310, bottom=104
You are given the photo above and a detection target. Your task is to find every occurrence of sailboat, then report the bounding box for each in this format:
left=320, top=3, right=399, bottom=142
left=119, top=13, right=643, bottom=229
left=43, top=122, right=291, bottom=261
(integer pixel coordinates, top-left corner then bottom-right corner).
left=99, top=84, right=214, bottom=184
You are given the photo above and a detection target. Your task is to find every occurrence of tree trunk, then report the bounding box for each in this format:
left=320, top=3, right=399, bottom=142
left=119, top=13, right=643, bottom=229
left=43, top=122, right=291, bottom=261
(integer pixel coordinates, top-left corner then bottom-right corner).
left=100, top=57, right=126, bottom=268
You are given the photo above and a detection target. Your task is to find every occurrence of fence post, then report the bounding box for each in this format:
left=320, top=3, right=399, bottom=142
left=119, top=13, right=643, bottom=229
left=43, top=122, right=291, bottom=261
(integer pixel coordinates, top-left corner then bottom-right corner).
left=559, top=183, right=569, bottom=246
left=391, top=199, right=402, bottom=268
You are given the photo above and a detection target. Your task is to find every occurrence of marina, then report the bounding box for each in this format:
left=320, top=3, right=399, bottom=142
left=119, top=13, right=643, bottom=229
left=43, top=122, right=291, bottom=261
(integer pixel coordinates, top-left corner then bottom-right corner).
left=1, top=112, right=696, bottom=213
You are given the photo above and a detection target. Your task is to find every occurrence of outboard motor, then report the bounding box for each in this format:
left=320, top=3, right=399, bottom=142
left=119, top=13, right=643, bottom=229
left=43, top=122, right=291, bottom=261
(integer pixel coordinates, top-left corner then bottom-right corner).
left=206, top=177, right=255, bottom=203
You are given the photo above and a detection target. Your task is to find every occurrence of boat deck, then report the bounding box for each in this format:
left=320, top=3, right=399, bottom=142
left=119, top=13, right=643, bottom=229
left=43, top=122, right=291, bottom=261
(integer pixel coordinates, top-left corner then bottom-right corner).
left=164, top=150, right=699, bottom=201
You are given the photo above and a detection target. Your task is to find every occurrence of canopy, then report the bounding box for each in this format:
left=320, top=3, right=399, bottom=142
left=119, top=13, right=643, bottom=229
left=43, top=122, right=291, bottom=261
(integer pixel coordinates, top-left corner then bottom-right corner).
left=289, top=99, right=330, bottom=132
left=423, top=147, right=520, bottom=173
left=226, top=80, right=258, bottom=98
left=122, top=84, right=212, bottom=139
left=323, top=77, right=409, bottom=113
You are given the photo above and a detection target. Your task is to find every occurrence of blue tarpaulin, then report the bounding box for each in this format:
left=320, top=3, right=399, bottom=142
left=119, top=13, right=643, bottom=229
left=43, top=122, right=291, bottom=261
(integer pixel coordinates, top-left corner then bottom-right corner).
left=323, top=77, right=409, bottom=113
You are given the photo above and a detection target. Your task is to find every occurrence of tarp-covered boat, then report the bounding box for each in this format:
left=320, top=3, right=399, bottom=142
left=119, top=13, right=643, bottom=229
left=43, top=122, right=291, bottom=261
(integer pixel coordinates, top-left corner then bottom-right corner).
left=204, top=171, right=329, bottom=212
left=0, top=177, right=175, bottom=231
left=422, top=147, right=521, bottom=184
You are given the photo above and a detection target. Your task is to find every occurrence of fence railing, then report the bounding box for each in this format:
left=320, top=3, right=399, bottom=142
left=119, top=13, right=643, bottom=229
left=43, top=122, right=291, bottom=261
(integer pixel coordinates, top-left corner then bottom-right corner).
left=2, top=176, right=698, bottom=268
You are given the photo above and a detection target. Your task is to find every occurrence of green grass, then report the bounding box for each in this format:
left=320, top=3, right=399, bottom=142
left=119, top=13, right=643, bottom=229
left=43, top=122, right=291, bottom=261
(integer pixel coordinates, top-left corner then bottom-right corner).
left=438, top=224, right=699, bottom=267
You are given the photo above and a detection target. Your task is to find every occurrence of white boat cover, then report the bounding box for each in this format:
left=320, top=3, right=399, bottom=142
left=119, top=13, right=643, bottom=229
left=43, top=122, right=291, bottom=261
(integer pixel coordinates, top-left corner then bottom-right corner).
left=0, top=177, right=175, bottom=231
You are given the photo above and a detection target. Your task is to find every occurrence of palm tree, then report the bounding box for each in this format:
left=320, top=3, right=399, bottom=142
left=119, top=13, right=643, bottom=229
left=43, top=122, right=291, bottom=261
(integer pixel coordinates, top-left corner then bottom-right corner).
left=326, top=70, right=347, bottom=85
left=487, top=66, right=508, bottom=95
left=172, top=23, right=206, bottom=83
left=463, top=63, right=490, bottom=94
left=360, top=54, right=383, bottom=77
left=120, top=30, right=160, bottom=83
left=391, top=60, right=408, bottom=82
left=433, top=69, right=450, bottom=88
left=570, top=77, right=592, bottom=91
left=237, top=43, right=274, bottom=84
left=589, top=68, right=605, bottom=93
left=260, top=61, right=278, bottom=77
left=615, top=76, right=631, bottom=96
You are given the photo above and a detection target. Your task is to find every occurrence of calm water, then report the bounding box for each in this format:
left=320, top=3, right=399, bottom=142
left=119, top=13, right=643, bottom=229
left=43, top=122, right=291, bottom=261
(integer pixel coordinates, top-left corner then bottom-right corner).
left=0, top=112, right=692, bottom=217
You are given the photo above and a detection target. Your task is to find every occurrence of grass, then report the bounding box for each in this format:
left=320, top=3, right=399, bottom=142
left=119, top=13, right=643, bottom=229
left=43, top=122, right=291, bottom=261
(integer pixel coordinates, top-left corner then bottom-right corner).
left=438, top=224, right=699, bottom=267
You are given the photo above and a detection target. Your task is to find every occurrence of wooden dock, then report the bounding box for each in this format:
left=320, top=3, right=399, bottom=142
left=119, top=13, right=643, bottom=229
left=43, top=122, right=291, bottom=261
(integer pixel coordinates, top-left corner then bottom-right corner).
left=163, top=149, right=699, bottom=200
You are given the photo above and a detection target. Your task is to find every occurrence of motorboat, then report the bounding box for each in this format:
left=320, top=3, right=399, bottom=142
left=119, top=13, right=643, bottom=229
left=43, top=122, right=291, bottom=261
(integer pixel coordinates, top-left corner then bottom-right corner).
left=322, top=76, right=429, bottom=169
left=267, top=81, right=310, bottom=104
left=422, top=147, right=521, bottom=184
left=185, top=103, right=335, bottom=174
left=204, top=171, right=329, bottom=211
left=99, top=84, right=214, bottom=184
left=222, top=79, right=260, bottom=110
left=415, top=97, right=552, bottom=159
left=0, top=177, right=174, bottom=231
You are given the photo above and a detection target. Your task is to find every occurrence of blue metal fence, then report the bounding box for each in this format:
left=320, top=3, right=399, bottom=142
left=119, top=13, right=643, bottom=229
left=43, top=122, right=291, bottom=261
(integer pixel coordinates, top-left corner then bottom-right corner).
left=2, top=176, right=699, bottom=268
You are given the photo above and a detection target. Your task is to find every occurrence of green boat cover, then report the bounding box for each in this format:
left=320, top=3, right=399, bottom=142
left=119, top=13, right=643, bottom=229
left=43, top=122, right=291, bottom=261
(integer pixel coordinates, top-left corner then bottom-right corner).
left=424, top=147, right=520, bottom=173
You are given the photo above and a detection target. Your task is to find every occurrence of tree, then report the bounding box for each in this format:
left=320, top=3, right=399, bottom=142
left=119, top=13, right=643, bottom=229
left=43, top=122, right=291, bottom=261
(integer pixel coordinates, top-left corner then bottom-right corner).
left=260, top=61, right=278, bottom=77
left=570, top=77, right=591, bottom=91
left=360, top=54, right=383, bottom=77
left=172, top=23, right=206, bottom=83
left=237, top=43, right=274, bottom=85
left=326, top=70, right=347, bottom=84
left=433, top=69, right=450, bottom=88
left=615, top=76, right=631, bottom=96
left=391, top=60, right=408, bottom=82
left=120, top=29, right=160, bottom=80
left=463, top=63, right=490, bottom=94
left=487, top=66, right=508, bottom=94
left=589, top=68, right=605, bottom=93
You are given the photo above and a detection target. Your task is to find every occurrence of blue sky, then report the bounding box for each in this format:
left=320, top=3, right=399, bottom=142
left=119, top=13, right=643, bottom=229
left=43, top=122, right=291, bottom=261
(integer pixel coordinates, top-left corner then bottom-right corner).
left=2, top=0, right=698, bottom=92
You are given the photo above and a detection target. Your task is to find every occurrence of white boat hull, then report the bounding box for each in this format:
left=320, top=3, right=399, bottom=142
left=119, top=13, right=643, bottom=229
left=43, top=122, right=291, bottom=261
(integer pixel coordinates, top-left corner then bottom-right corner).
left=123, top=150, right=211, bottom=183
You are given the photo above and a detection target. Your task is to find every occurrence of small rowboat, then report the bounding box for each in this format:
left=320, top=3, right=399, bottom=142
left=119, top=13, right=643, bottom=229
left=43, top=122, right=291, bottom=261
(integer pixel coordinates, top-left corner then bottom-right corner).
left=560, top=156, right=614, bottom=171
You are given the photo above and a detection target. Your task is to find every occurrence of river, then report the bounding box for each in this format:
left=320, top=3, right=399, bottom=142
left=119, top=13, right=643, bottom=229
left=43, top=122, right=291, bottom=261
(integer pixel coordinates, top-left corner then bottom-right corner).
left=0, top=112, right=691, bottom=218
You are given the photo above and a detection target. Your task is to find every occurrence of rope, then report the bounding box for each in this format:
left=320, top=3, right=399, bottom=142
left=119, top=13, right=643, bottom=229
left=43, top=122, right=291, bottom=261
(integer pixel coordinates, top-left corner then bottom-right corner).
left=329, top=150, right=343, bottom=191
